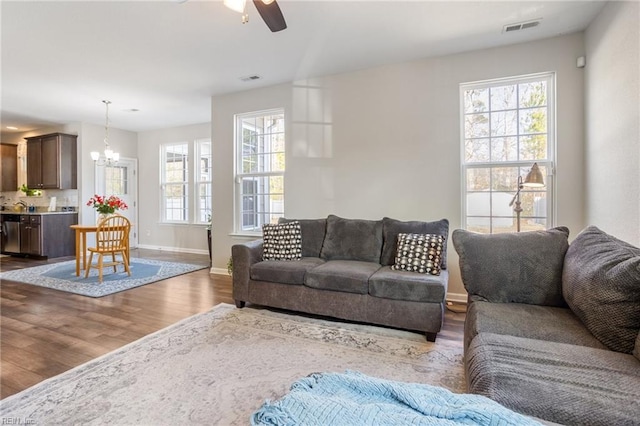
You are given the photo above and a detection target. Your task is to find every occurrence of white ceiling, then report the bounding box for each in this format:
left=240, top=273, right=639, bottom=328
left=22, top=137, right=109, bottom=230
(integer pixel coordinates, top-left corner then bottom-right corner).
left=1, top=0, right=606, bottom=134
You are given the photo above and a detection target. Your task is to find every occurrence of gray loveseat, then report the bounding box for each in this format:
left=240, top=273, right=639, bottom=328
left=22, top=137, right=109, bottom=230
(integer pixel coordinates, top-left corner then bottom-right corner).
left=232, top=215, right=449, bottom=341
left=452, top=226, right=640, bottom=425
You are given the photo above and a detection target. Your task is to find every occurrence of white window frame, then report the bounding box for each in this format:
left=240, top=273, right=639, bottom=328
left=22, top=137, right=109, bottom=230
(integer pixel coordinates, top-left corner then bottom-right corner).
left=233, top=108, right=285, bottom=234
left=460, top=72, right=556, bottom=233
left=160, top=142, right=189, bottom=223
left=160, top=140, right=212, bottom=225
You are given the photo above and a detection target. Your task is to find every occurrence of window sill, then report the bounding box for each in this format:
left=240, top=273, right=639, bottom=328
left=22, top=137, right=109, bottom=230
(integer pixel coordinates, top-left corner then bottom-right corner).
left=158, top=222, right=211, bottom=227
left=229, top=232, right=261, bottom=238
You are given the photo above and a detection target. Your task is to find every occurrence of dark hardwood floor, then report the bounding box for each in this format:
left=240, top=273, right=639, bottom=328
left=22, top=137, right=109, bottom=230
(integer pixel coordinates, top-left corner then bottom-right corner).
left=0, top=250, right=465, bottom=399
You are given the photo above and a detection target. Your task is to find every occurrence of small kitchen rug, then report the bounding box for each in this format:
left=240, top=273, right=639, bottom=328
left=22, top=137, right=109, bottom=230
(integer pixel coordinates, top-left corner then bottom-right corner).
left=0, top=258, right=209, bottom=297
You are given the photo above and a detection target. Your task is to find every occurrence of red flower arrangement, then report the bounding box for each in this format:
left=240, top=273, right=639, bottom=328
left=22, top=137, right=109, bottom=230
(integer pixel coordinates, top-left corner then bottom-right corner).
left=86, top=194, right=128, bottom=214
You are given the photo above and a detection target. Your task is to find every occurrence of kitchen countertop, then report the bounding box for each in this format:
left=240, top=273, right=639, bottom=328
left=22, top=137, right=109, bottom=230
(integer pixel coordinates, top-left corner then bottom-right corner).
left=0, top=210, right=78, bottom=215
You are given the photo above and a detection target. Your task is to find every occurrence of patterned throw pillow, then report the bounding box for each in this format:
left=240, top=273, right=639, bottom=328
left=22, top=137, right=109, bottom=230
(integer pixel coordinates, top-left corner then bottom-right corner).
left=262, top=221, right=302, bottom=261
left=391, top=233, right=443, bottom=275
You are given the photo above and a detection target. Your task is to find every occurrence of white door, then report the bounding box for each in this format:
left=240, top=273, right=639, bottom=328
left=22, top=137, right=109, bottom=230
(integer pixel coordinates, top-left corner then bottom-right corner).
left=95, top=157, right=138, bottom=247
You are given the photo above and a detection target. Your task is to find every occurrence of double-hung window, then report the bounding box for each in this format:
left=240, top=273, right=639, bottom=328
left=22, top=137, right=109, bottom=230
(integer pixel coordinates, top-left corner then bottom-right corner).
left=161, top=143, right=189, bottom=222
left=234, top=109, right=285, bottom=233
left=160, top=140, right=212, bottom=224
left=460, top=72, right=555, bottom=233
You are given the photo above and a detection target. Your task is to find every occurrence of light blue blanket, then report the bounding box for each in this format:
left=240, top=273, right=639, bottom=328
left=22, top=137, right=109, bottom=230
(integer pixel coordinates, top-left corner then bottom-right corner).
left=252, top=371, right=541, bottom=425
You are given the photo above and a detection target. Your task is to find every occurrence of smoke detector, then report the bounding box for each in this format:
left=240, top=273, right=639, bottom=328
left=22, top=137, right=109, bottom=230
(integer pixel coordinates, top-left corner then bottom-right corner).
left=503, top=19, right=542, bottom=33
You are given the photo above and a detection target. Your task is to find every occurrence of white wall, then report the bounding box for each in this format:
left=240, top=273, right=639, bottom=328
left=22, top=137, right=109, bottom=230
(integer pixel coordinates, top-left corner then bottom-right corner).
left=137, top=122, right=211, bottom=254
left=212, top=33, right=587, bottom=298
left=1, top=124, right=79, bottom=145
left=585, top=1, right=640, bottom=246
left=211, top=84, right=293, bottom=273
left=78, top=123, right=138, bottom=225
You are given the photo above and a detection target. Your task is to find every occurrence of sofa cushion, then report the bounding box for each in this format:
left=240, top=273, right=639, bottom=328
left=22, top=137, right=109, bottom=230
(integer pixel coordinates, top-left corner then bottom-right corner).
left=250, top=257, right=325, bottom=285
left=279, top=218, right=327, bottom=258
left=381, top=217, right=450, bottom=269
left=391, top=233, right=444, bottom=275
left=262, top=221, right=302, bottom=261
left=305, top=260, right=380, bottom=294
left=466, top=333, right=640, bottom=426
left=563, top=226, right=640, bottom=354
left=464, top=301, right=607, bottom=353
left=320, top=215, right=383, bottom=263
left=452, top=227, right=570, bottom=307
left=369, top=267, right=447, bottom=303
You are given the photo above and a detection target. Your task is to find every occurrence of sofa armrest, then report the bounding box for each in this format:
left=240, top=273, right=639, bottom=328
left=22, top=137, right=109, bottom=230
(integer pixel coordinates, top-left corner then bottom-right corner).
left=232, top=239, right=263, bottom=304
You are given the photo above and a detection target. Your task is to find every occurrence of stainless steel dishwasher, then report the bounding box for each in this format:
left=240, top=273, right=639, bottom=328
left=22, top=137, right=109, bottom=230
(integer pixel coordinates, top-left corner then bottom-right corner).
left=1, top=214, right=21, bottom=254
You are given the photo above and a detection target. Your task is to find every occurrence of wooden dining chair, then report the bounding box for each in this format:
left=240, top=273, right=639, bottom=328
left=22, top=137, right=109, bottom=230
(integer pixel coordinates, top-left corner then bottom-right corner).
left=85, top=214, right=131, bottom=282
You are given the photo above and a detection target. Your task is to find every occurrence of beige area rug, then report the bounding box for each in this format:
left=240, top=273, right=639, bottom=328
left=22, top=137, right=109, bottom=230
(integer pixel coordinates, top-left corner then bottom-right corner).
left=0, top=303, right=465, bottom=425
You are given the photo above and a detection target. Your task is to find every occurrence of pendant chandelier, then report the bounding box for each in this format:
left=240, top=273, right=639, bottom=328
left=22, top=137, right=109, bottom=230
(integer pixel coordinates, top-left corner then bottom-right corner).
left=90, top=100, right=120, bottom=165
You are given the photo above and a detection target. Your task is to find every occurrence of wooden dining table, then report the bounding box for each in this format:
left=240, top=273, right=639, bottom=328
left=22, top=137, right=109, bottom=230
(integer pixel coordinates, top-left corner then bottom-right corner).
left=70, top=224, right=130, bottom=276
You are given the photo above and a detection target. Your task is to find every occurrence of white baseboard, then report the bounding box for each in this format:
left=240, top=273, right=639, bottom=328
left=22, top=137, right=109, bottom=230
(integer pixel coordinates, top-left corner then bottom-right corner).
left=210, top=267, right=230, bottom=276
left=446, top=292, right=468, bottom=304
left=136, top=244, right=209, bottom=256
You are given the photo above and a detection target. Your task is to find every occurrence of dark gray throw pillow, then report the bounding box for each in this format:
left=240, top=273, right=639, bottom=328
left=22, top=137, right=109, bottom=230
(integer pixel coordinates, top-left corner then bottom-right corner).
left=279, top=218, right=327, bottom=258
left=563, top=226, right=640, bottom=354
left=320, top=215, right=383, bottom=263
left=381, top=217, right=450, bottom=268
left=452, top=227, right=570, bottom=306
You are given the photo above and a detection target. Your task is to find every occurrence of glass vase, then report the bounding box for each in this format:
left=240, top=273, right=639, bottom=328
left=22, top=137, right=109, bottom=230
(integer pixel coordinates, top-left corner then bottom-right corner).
left=97, top=213, right=115, bottom=224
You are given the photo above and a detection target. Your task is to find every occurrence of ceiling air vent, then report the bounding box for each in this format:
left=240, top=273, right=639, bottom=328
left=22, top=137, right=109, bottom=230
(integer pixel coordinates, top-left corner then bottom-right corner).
left=503, top=19, right=542, bottom=33
left=240, top=75, right=261, bottom=82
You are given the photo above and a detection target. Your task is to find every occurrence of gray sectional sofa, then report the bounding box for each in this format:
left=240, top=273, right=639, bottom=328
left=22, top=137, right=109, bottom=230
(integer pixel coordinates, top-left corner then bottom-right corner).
left=452, top=226, right=640, bottom=426
left=232, top=215, right=450, bottom=341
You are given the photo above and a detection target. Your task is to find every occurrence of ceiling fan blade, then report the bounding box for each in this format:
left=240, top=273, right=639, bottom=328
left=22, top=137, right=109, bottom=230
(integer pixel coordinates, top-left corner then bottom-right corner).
left=252, top=0, right=287, bottom=32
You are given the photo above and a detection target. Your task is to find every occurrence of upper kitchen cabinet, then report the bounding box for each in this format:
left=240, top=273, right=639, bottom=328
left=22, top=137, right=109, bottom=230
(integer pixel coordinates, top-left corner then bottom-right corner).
left=25, top=133, right=77, bottom=189
left=0, top=144, right=18, bottom=191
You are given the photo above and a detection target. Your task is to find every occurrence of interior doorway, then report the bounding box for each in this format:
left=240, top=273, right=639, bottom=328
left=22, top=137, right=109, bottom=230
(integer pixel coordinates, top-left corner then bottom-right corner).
left=95, top=157, right=138, bottom=247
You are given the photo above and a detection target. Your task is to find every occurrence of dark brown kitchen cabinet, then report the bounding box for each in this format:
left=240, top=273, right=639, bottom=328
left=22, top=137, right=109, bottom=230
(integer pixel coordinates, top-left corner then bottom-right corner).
left=0, top=144, right=18, bottom=191
left=20, top=215, right=41, bottom=255
left=18, top=213, right=77, bottom=258
left=25, top=133, right=77, bottom=189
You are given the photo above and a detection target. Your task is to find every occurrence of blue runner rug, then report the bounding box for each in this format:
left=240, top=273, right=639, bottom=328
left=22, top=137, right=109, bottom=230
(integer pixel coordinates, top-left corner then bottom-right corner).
left=0, top=258, right=209, bottom=297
